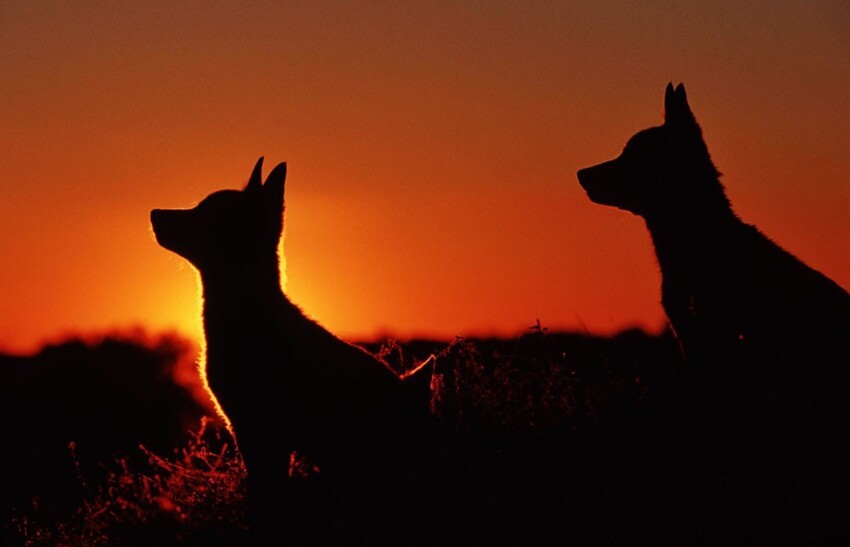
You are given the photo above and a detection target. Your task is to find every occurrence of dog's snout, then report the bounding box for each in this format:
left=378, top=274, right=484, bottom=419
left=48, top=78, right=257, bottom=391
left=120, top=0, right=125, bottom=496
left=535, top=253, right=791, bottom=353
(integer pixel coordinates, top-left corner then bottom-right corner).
left=150, top=208, right=182, bottom=231
left=150, top=208, right=184, bottom=245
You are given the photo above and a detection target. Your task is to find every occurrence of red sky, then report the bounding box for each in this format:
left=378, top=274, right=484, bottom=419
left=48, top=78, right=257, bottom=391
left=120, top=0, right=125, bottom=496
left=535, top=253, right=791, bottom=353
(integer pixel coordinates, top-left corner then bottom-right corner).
left=2, top=2, right=849, bottom=353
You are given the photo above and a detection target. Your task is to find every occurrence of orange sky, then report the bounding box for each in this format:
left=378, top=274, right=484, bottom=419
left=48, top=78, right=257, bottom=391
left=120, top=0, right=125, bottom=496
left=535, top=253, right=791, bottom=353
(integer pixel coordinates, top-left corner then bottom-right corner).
left=2, top=2, right=849, bottom=353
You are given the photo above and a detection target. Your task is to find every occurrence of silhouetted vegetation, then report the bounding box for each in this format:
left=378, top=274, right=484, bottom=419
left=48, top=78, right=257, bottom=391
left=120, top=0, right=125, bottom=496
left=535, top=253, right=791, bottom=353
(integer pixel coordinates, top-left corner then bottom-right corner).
left=2, top=328, right=685, bottom=544
left=0, top=333, right=216, bottom=544
left=365, top=327, right=681, bottom=441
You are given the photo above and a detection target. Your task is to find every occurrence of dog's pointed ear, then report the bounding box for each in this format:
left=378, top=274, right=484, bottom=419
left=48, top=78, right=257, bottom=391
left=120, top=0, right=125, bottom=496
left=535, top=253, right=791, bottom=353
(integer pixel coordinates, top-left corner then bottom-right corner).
left=245, top=156, right=264, bottom=193
left=263, top=161, right=286, bottom=215
left=664, top=82, right=676, bottom=111
left=664, top=83, right=696, bottom=128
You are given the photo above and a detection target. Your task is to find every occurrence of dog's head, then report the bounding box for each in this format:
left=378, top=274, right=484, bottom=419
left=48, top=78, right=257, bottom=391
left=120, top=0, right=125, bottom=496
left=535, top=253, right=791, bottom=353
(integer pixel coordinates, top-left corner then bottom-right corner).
left=151, top=157, right=286, bottom=271
left=577, top=83, right=721, bottom=218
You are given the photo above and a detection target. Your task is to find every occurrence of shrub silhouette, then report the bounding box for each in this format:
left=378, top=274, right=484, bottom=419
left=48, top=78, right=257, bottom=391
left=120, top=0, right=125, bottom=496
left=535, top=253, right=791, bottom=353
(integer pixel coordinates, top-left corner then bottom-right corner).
left=0, top=332, right=212, bottom=542
left=8, top=329, right=687, bottom=545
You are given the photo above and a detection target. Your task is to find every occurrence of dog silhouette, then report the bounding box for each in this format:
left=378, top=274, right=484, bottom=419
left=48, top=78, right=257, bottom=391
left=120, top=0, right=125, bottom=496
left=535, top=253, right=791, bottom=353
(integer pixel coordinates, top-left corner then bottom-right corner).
left=578, top=83, right=850, bottom=542
left=151, top=158, right=441, bottom=544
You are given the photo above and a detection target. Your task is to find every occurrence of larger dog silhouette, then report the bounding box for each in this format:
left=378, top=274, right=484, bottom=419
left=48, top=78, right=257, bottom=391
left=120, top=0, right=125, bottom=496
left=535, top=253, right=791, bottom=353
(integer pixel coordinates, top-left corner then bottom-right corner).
left=578, top=84, right=850, bottom=542
left=151, top=159, right=442, bottom=544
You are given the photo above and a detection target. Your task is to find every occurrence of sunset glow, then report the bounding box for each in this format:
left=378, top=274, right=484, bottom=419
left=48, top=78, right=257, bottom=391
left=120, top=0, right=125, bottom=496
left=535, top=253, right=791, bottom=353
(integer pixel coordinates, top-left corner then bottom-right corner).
left=2, top=2, right=849, bottom=352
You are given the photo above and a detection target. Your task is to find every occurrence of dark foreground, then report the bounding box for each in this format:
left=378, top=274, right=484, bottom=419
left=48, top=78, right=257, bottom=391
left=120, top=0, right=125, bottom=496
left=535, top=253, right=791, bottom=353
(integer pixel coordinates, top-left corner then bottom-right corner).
left=1, top=329, right=844, bottom=545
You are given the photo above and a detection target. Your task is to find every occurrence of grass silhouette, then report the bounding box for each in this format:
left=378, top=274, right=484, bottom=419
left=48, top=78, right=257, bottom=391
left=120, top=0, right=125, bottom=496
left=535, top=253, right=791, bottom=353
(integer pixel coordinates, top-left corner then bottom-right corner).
left=15, top=418, right=248, bottom=545
left=5, top=327, right=683, bottom=544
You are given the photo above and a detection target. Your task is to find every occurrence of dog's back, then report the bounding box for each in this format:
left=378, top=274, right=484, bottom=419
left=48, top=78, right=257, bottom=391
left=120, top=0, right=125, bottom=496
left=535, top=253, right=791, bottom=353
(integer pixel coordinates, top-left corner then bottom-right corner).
left=578, top=84, right=850, bottom=541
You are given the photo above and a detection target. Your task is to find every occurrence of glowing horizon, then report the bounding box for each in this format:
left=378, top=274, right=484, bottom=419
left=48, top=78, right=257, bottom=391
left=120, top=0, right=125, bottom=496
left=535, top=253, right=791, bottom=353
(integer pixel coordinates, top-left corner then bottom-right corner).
left=2, top=2, right=848, bottom=353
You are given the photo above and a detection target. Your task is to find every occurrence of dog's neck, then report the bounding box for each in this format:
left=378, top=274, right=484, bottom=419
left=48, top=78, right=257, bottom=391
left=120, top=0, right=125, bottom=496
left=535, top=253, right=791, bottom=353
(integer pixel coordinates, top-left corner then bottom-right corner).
left=643, top=190, right=738, bottom=278
left=199, top=253, right=295, bottom=342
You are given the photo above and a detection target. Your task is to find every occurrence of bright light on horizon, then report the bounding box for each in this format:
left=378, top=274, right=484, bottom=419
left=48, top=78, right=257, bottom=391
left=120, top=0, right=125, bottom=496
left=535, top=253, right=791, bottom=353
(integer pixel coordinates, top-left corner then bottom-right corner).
left=1, top=2, right=848, bottom=353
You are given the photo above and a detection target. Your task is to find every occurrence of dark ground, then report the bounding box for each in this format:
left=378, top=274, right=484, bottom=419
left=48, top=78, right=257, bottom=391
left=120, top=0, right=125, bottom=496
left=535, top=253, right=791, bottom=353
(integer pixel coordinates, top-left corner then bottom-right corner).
left=1, top=328, right=703, bottom=545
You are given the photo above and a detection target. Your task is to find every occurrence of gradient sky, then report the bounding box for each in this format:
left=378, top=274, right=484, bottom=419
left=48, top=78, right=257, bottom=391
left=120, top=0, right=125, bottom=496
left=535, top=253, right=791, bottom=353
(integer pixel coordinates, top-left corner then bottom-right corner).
left=2, top=1, right=849, bottom=352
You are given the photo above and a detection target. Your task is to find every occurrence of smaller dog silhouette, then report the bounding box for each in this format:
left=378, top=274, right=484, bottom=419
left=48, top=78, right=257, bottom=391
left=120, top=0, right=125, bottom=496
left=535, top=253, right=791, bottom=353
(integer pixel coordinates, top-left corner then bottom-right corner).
left=577, top=83, right=850, bottom=541
left=151, top=159, right=440, bottom=543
